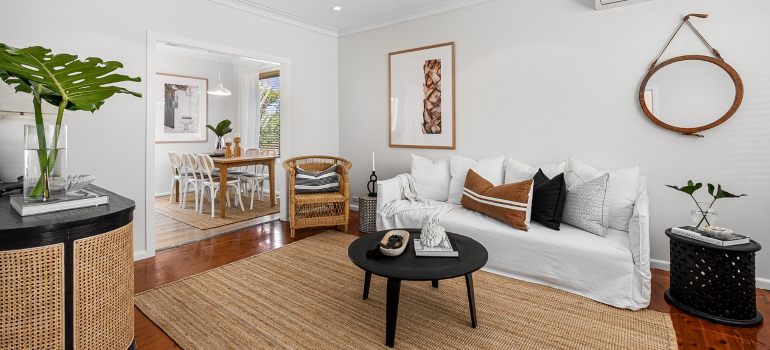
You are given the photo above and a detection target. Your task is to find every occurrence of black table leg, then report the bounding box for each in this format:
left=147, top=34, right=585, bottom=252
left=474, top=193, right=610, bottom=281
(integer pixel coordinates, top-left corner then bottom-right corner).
left=363, top=271, right=372, bottom=300
left=385, top=278, right=401, bottom=347
left=465, top=273, right=477, bottom=328
left=431, top=279, right=439, bottom=288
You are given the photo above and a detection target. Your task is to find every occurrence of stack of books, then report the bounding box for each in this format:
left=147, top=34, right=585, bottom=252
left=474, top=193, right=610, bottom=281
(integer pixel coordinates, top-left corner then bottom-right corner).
left=10, top=188, right=109, bottom=216
left=413, top=235, right=459, bottom=257
left=670, top=226, right=750, bottom=247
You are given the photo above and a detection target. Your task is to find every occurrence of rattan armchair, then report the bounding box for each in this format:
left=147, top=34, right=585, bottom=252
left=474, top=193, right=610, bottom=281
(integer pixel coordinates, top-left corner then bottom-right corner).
left=283, top=156, right=352, bottom=237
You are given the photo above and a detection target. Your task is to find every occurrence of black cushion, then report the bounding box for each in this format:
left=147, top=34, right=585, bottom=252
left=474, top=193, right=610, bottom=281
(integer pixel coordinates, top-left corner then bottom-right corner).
left=531, top=169, right=567, bottom=230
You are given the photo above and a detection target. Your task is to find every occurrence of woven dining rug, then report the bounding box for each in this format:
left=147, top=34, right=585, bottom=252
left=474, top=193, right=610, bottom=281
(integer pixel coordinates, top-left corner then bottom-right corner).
left=155, top=195, right=279, bottom=230
left=135, top=232, right=677, bottom=350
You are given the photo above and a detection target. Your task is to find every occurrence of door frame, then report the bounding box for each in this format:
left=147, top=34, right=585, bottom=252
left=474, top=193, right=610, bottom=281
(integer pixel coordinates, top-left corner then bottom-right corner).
left=141, top=31, right=291, bottom=260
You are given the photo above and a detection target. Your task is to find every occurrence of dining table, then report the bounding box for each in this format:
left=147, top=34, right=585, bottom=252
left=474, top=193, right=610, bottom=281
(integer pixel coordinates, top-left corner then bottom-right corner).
left=173, top=155, right=279, bottom=218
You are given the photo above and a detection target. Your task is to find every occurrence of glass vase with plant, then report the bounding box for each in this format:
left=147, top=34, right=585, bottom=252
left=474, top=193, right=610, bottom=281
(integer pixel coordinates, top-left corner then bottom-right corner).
left=207, top=119, right=233, bottom=149
left=666, top=180, right=746, bottom=228
left=0, top=44, right=141, bottom=201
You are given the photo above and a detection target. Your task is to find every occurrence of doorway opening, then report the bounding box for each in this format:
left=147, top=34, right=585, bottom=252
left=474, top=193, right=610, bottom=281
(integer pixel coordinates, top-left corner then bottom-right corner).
left=144, top=34, right=289, bottom=257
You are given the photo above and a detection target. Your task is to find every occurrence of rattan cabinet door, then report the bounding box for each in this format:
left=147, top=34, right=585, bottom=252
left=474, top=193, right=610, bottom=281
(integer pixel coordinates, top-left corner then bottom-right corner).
left=73, top=223, right=134, bottom=350
left=0, top=244, right=65, bottom=350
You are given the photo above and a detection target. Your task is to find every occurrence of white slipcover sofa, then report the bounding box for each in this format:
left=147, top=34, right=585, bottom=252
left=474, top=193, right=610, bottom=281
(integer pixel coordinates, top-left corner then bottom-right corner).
left=376, top=162, right=651, bottom=310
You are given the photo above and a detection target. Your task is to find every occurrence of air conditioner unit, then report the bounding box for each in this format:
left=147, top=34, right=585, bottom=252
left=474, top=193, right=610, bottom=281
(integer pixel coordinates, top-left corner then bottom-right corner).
left=594, top=0, right=653, bottom=10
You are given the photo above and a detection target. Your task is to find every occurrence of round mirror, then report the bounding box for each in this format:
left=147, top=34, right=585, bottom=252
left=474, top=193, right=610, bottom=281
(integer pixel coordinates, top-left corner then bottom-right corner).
left=639, top=55, right=743, bottom=135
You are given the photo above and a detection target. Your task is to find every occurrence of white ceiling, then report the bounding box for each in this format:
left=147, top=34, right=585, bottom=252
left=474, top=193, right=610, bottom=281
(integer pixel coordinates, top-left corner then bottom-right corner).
left=209, top=0, right=490, bottom=36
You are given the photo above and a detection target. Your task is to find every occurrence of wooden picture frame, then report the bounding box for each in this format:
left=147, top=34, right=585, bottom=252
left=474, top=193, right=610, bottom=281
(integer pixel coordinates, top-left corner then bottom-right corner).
left=389, top=42, right=455, bottom=149
left=154, top=73, right=209, bottom=143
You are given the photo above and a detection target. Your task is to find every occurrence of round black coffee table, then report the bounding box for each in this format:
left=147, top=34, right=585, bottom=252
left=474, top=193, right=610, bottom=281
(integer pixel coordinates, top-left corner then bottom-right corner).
left=348, top=229, right=488, bottom=347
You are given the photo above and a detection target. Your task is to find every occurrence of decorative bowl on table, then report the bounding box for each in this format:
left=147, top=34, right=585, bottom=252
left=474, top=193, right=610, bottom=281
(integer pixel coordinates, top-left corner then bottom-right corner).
left=379, top=230, right=410, bottom=257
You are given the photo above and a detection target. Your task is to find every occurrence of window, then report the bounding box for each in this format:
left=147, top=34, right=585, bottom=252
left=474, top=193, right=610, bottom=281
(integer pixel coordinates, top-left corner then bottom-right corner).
left=258, top=71, right=280, bottom=153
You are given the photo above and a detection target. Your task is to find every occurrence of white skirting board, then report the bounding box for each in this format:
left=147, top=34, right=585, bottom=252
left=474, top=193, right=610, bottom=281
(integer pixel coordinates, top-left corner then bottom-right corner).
left=651, top=258, right=770, bottom=291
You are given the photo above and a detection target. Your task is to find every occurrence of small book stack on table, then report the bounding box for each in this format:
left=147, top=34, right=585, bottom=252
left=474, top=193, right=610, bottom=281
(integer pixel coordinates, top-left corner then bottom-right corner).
left=413, top=235, right=459, bottom=257
left=670, top=226, right=750, bottom=247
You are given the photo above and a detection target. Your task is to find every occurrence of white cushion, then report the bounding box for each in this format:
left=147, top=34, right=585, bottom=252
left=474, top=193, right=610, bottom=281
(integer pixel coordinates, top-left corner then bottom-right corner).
left=505, top=159, right=566, bottom=183
left=410, top=154, right=451, bottom=201
left=567, top=158, right=640, bottom=232
left=447, top=155, right=505, bottom=204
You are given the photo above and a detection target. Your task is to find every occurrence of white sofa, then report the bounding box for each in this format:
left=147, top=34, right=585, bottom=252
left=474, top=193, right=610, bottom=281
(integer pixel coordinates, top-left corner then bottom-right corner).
left=376, top=169, right=651, bottom=310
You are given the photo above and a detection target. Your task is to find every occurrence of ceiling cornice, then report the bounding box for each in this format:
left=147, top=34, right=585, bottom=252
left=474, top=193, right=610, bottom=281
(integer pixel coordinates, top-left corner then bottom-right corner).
left=209, top=0, right=491, bottom=38
left=209, top=0, right=339, bottom=37
left=338, top=0, right=491, bottom=37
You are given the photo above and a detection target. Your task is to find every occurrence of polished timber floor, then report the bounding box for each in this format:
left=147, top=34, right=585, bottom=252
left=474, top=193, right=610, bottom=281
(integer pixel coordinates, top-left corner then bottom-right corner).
left=135, top=212, right=770, bottom=349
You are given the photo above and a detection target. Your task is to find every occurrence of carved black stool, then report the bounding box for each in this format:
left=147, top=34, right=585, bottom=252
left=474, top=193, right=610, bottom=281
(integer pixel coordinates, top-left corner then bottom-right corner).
left=665, top=229, right=763, bottom=326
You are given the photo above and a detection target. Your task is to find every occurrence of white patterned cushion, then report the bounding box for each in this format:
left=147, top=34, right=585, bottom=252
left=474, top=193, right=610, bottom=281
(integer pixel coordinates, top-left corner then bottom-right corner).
left=568, top=158, right=640, bottom=232
left=562, top=171, right=610, bottom=237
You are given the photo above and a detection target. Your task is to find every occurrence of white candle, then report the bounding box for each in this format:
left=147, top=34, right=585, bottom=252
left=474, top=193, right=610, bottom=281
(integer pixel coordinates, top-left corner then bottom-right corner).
left=372, top=152, right=376, bottom=172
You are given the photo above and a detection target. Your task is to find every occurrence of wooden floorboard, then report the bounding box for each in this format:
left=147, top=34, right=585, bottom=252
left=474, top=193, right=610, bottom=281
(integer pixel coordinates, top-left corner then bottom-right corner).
left=134, top=211, right=769, bottom=349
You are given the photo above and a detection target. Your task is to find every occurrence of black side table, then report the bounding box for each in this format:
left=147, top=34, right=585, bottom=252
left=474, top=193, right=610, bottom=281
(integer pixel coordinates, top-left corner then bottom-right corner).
left=665, top=229, right=763, bottom=326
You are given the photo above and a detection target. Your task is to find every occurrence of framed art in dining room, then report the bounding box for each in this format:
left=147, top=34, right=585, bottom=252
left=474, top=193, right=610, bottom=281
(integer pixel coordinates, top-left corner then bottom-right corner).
left=155, top=73, right=208, bottom=143
left=389, top=42, right=455, bottom=149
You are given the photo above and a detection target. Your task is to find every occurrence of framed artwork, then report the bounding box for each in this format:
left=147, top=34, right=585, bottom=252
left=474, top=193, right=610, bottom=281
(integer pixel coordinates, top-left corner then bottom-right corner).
left=389, top=42, right=455, bottom=149
left=155, top=73, right=208, bottom=143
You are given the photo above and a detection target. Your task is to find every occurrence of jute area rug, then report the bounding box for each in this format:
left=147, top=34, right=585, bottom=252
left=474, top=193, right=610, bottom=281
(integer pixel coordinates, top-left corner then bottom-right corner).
left=155, top=195, right=279, bottom=230
left=135, top=232, right=676, bottom=350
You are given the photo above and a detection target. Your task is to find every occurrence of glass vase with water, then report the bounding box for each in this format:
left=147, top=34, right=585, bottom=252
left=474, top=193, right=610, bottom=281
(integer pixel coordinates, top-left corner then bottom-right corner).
left=23, top=124, right=67, bottom=202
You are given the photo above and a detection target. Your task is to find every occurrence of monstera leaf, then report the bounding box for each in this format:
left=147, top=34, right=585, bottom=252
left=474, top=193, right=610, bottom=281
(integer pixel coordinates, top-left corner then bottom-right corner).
left=0, top=43, right=141, bottom=111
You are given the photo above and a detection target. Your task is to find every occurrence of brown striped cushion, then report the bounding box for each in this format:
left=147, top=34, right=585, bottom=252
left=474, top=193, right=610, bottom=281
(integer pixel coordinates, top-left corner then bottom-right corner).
left=461, top=169, right=533, bottom=231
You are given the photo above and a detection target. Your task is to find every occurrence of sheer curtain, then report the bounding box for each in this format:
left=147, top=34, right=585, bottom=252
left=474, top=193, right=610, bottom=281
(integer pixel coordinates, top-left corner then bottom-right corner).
left=237, top=68, right=260, bottom=149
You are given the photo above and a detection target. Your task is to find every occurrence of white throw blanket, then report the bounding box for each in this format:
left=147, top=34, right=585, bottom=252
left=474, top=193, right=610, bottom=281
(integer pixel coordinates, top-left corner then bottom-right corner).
left=378, top=174, right=455, bottom=224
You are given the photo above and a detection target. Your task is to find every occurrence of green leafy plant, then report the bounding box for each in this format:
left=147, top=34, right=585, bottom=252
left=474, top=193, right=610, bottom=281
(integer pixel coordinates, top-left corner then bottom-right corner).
left=206, top=119, right=233, bottom=137
left=206, top=119, right=233, bottom=148
left=0, top=43, right=141, bottom=199
left=667, top=180, right=747, bottom=227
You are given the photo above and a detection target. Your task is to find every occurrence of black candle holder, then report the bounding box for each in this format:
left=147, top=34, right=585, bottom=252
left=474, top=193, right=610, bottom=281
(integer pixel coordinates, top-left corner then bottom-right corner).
left=367, top=171, right=378, bottom=197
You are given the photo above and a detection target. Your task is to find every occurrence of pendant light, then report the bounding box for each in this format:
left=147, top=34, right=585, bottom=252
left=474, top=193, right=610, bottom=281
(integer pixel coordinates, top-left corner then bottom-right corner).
left=208, top=72, right=232, bottom=96
left=208, top=52, right=232, bottom=96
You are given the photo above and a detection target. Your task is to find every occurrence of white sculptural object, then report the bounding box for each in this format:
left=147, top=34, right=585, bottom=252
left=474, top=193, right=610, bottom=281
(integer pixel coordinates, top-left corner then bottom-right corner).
left=420, top=222, right=448, bottom=247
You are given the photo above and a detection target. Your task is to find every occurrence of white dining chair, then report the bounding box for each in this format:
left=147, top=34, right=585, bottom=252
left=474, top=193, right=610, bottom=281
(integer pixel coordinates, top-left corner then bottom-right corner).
left=180, top=153, right=202, bottom=211
left=168, top=151, right=184, bottom=204
left=198, top=153, right=245, bottom=217
left=238, top=148, right=262, bottom=210
left=238, top=148, right=277, bottom=210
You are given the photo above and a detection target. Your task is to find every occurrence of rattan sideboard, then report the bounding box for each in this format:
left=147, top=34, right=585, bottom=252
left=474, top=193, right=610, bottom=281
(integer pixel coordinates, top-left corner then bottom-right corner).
left=0, top=186, right=136, bottom=350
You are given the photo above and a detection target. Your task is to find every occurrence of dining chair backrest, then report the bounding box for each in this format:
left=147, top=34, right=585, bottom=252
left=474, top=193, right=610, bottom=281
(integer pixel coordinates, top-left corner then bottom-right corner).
left=244, top=148, right=276, bottom=175
left=181, top=153, right=199, bottom=181
left=259, top=149, right=277, bottom=157
left=168, top=151, right=183, bottom=176
left=197, top=153, right=217, bottom=183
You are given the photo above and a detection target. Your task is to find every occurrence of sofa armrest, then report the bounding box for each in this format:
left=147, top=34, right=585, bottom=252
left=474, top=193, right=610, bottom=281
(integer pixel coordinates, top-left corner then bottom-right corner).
left=627, top=177, right=651, bottom=308
left=376, top=176, right=404, bottom=212
left=629, top=179, right=650, bottom=275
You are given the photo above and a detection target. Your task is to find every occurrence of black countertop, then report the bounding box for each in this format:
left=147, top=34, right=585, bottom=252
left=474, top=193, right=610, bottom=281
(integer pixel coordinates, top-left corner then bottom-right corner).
left=0, top=186, right=135, bottom=250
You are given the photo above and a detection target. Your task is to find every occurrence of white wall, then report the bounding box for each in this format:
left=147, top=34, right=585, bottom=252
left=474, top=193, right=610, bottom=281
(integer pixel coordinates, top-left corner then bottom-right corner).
left=0, top=0, right=339, bottom=259
left=153, top=52, right=237, bottom=195
left=338, top=0, right=770, bottom=281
